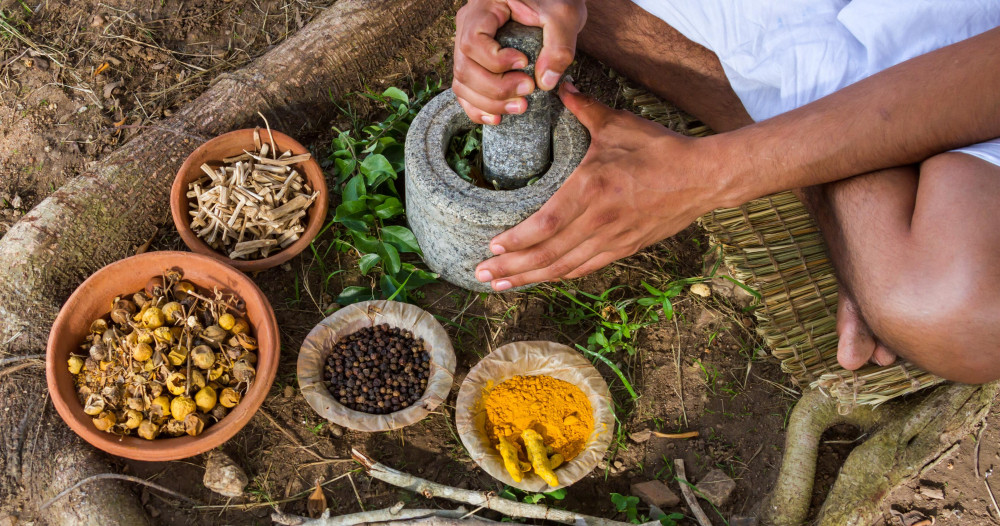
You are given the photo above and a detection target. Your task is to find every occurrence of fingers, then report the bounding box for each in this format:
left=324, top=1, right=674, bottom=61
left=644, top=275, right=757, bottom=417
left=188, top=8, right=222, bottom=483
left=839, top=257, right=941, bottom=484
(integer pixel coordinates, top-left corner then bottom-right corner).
left=871, top=343, right=898, bottom=367
left=452, top=74, right=531, bottom=117
left=488, top=174, right=587, bottom=256
left=455, top=95, right=500, bottom=125
left=476, top=216, right=598, bottom=289
left=558, top=82, right=611, bottom=131
left=508, top=0, right=584, bottom=91
left=564, top=251, right=618, bottom=280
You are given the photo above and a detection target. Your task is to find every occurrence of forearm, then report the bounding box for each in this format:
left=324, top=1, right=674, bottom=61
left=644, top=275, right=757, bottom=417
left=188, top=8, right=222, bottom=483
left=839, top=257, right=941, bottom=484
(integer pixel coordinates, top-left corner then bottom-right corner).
left=712, top=26, right=1000, bottom=207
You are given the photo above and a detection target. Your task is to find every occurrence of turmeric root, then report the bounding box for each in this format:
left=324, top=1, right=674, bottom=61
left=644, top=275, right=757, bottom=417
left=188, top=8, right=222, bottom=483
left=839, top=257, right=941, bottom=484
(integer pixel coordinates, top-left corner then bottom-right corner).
left=497, top=435, right=525, bottom=482
left=522, top=429, right=560, bottom=487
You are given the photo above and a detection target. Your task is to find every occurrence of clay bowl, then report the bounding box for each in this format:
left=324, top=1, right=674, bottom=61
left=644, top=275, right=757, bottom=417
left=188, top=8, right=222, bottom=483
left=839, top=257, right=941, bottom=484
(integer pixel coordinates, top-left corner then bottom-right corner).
left=297, top=300, right=456, bottom=432
left=455, top=341, right=615, bottom=491
left=46, top=251, right=279, bottom=461
left=170, top=128, right=328, bottom=272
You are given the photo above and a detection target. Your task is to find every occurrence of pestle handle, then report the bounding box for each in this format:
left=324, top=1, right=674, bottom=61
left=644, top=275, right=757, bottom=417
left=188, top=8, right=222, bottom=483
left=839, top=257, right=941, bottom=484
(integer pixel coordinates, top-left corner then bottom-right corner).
left=481, top=22, right=554, bottom=190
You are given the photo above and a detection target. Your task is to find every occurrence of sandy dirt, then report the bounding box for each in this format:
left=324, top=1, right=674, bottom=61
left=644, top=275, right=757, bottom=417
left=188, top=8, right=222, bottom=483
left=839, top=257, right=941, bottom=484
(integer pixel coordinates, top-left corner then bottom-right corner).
left=1, top=2, right=998, bottom=526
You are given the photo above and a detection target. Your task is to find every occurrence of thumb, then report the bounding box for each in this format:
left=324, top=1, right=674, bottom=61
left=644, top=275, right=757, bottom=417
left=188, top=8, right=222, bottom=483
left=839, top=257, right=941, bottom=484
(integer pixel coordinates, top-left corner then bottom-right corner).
left=558, top=82, right=609, bottom=131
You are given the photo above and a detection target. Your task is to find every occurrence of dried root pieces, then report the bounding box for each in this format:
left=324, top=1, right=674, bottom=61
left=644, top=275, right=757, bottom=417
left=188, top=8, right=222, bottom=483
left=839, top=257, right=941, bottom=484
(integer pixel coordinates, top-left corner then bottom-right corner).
left=187, top=127, right=317, bottom=260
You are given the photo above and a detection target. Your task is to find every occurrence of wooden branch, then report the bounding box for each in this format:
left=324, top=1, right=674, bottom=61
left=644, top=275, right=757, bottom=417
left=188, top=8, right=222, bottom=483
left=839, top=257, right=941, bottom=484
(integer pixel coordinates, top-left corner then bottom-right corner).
left=39, top=473, right=202, bottom=510
left=351, top=449, right=637, bottom=526
left=672, top=459, right=711, bottom=526
left=271, top=503, right=474, bottom=526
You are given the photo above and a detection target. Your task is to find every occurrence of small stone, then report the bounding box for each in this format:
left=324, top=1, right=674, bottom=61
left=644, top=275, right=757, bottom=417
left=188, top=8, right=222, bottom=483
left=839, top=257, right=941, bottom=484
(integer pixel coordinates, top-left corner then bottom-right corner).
left=283, top=385, right=295, bottom=398
left=203, top=450, right=248, bottom=497
left=631, top=480, right=680, bottom=509
left=729, top=516, right=757, bottom=526
left=91, top=14, right=106, bottom=27
left=630, top=429, right=652, bottom=443
left=918, top=484, right=945, bottom=500
left=328, top=423, right=344, bottom=438
left=613, top=459, right=624, bottom=470
left=648, top=505, right=665, bottom=520
left=9, top=195, right=21, bottom=209
left=694, top=469, right=736, bottom=507
left=690, top=283, right=711, bottom=298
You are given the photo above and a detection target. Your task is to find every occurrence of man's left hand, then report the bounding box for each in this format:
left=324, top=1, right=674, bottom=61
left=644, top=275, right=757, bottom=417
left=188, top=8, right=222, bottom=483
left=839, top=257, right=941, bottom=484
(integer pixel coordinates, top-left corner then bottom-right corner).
left=475, top=83, right=724, bottom=291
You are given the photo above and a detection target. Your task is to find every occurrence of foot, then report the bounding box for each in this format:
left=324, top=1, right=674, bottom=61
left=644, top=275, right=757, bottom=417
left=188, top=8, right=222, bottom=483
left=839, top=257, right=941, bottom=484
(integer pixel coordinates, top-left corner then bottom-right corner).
left=836, top=291, right=897, bottom=369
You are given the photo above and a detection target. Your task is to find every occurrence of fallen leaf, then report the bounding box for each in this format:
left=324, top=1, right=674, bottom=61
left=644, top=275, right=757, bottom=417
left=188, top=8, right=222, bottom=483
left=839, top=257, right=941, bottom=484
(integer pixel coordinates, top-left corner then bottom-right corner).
left=307, top=481, right=326, bottom=518
left=103, top=80, right=123, bottom=99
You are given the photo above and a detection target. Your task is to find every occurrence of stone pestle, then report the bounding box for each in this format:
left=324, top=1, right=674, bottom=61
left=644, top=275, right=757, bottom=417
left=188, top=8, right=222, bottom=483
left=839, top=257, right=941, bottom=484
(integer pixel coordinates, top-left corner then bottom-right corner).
left=482, top=22, right=553, bottom=190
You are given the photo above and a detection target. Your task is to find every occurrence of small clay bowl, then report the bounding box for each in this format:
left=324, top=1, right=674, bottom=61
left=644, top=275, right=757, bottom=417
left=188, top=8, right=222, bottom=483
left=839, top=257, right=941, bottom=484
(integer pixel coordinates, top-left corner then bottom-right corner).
left=297, top=300, right=456, bottom=432
left=170, top=128, right=328, bottom=272
left=46, top=251, right=280, bottom=461
left=455, top=341, right=615, bottom=491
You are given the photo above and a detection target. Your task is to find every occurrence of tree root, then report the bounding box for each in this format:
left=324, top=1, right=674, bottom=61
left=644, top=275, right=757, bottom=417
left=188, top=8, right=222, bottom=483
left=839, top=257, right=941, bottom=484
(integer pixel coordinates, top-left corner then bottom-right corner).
left=766, top=382, right=997, bottom=526
left=271, top=503, right=479, bottom=526
left=40, top=473, right=202, bottom=510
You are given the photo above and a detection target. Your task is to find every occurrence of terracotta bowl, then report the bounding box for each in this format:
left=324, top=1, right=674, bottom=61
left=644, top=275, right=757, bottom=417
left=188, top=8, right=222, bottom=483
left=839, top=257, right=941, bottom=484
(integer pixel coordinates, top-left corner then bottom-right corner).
left=170, top=128, right=328, bottom=272
left=297, top=300, right=457, bottom=432
left=46, top=251, right=280, bottom=461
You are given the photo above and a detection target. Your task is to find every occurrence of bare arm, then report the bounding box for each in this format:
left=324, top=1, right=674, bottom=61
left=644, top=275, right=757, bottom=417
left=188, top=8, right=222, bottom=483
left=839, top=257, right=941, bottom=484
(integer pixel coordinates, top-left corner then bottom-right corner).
left=476, top=27, right=1000, bottom=291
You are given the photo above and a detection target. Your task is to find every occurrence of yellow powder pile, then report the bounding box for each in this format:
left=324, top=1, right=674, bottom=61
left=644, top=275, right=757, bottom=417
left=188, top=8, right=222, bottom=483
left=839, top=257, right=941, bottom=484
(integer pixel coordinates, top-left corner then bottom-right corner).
left=484, top=374, right=594, bottom=460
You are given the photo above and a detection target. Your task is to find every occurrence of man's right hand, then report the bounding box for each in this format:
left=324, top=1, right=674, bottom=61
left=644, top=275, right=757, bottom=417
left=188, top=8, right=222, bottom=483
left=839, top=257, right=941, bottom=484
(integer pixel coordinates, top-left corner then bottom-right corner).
left=453, top=0, right=587, bottom=124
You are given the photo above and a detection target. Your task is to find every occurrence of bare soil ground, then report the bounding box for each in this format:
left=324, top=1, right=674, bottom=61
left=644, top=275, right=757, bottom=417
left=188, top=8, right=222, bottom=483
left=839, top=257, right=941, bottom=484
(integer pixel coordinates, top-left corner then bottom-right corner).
left=1, top=2, right=998, bottom=525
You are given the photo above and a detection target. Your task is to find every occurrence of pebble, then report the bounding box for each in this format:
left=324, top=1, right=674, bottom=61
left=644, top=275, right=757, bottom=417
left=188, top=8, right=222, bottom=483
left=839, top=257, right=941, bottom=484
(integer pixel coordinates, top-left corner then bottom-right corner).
left=694, top=468, right=736, bottom=507
left=203, top=450, right=248, bottom=498
left=690, top=283, right=711, bottom=298
left=630, top=429, right=652, bottom=443
left=631, top=480, right=680, bottom=508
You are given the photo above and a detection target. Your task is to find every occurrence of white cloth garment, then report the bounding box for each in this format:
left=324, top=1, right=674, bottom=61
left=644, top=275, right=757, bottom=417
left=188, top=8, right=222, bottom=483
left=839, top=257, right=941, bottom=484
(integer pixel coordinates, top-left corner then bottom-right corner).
left=630, top=0, right=1000, bottom=166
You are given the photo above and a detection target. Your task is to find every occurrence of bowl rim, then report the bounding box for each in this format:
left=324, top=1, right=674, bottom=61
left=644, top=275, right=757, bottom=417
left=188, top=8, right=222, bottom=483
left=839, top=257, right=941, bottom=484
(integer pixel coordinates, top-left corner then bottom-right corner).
left=297, top=300, right=457, bottom=432
left=169, top=128, right=329, bottom=272
left=45, top=250, right=280, bottom=461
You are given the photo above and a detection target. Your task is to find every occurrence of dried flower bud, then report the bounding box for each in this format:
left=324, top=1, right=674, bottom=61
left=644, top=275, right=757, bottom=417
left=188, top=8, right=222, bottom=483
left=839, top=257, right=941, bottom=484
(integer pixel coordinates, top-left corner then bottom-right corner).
left=189, top=369, right=207, bottom=391
left=83, top=394, right=106, bottom=415
left=169, top=326, right=184, bottom=341
left=153, top=326, right=174, bottom=344
left=67, top=356, right=84, bottom=375
left=150, top=395, right=171, bottom=420
left=133, top=292, right=150, bottom=309
left=126, top=395, right=145, bottom=411
left=210, top=405, right=228, bottom=421
left=89, top=342, right=107, bottom=362
left=170, top=396, right=197, bottom=421
left=190, top=345, right=215, bottom=369
left=201, top=325, right=227, bottom=344
left=167, top=346, right=189, bottom=367
left=113, top=298, right=137, bottom=315
left=235, top=333, right=257, bottom=351
left=162, top=302, right=183, bottom=324
left=208, top=362, right=226, bottom=381
left=173, top=281, right=196, bottom=300
left=163, top=418, right=186, bottom=437
left=92, top=411, right=117, bottom=432
left=145, top=276, right=165, bottom=298
left=149, top=382, right=163, bottom=399
left=184, top=413, right=206, bottom=436
left=218, top=313, right=236, bottom=331
left=84, top=357, right=98, bottom=372
left=219, top=388, right=241, bottom=408
left=136, top=329, right=153, bottom=344
left=132, top=342, right=153, bottom=362
left=232, top=360, right=256, bottom=384
left=89, top=319, right=108, bottom=334
left=166, top=372, right=187, bottom=396
left=99, top=360, right=113, bottom=371
left=138, top=419, right=160, bottom=440
left=124, top=409, right=143, bottom=429
left=195, top=386, right=217, bottom=412
left=142, top=307, right=166, bottom=329
left=238, top=351, right=257, bottom=365
left=230, top=318, right=250, bottom=335
left=110, top=307, right=132, bottom=326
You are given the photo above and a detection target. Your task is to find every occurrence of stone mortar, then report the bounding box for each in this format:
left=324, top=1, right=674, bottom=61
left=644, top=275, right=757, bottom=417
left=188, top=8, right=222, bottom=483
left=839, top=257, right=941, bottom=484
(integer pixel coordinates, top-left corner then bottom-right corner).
left=405, top=89, right=589, bottom=292
left=482, top=22, right=552, bottom=189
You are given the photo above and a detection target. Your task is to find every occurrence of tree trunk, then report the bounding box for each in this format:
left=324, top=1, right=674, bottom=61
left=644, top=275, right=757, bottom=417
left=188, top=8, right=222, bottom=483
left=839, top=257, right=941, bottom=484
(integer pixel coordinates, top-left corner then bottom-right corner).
left=0, top=0, right=450, bottom=523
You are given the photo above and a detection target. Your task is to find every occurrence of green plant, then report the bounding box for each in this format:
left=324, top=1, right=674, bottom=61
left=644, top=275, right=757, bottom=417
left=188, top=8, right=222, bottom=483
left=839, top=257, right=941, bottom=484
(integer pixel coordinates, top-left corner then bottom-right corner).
left=499, top=486, right=567, bottom=504
left=610, top=493, right=641, bottom=523
left=446, top=126, right=482, bottom=184
left=322, top=80, right=443, bottom=305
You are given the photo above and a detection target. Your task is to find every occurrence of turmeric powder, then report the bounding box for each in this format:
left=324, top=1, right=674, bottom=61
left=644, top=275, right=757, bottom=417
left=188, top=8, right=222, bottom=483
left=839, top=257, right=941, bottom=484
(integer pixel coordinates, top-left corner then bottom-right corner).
left=484, top=375, right=594, bottom=484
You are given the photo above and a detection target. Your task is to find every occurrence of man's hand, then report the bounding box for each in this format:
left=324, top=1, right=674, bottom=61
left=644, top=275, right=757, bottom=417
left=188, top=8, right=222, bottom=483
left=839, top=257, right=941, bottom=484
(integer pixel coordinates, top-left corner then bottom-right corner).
left=474, top=83, right=722, bottom=291
left=453, top=0, right=586, bottom=125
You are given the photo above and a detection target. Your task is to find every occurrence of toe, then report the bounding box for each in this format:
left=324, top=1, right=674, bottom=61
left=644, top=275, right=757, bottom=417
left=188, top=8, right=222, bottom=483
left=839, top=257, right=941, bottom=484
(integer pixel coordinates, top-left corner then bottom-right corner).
left=871, top=343, right=898, bottom=367
left=836, top=293, right=877, bottom=370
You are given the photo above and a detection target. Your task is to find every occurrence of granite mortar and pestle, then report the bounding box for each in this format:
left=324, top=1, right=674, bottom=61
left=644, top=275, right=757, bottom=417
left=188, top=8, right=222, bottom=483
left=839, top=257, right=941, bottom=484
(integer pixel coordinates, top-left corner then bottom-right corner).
left=405, top=21, right=590, bottom=292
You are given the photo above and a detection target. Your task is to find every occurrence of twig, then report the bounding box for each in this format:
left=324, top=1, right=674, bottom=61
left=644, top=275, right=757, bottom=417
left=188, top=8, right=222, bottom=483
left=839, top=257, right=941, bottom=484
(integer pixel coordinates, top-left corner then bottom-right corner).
left=194, top=473, right=351, bottom=510
left=0, top=354, right=44, bottom=367
left=672, top=317, right=688, bottom=427
left=348, top=472, right=366, bottom=512
left=652, top=431, right=699, bottom=439
left=976, top=418, right=988, bottom=478
left=258, top=407, right=328, bottom=462
left=0, top=361, right=40, bottom=379
left=986, top=469, right=1000, bottom=521
left=271, top=503, right=472, bottom=526
left=40, top=473, right=201, bottom=510
left=351, top=449, right=638, bottom=526
left=673, top=459, right=712, bottom=526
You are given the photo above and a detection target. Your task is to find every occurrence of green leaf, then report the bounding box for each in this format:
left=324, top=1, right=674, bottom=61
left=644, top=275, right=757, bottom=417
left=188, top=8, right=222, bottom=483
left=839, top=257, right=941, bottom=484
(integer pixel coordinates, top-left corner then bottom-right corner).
left=641, top=281, right=663, bottom=297
left=350, top=231, right=381, bottom=254
left=379, top=274, right=399, bottom=299
left=380, top=142, right=405, bottom=173
left=334, top=158, right=356, bottom=183
left=381, top=225, right=422, bottom=254
left=343, top=175, right=366, bottom=202
left=637, top=298, right=658, bottom=306
left=662, top=297, right=674, bottom=320
left=544, top=489, right=567, bottom=500
left=335, top=286, right=375, bottom=306
left=359, top=154, right=396, bottom=186
left=374, top=198, right=404, bottom=219
left=522, top=494, right=545, bottom=504
left=377, top=242, right=401, bottom=276
left=359, top=253, right=381, bottom=275
left=382, top=86, right=409, bottom=106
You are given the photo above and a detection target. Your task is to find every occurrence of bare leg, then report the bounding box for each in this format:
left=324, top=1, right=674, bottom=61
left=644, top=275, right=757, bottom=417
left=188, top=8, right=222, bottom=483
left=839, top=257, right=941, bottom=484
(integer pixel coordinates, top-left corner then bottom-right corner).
left=580, top=0, right=1000, bottom=382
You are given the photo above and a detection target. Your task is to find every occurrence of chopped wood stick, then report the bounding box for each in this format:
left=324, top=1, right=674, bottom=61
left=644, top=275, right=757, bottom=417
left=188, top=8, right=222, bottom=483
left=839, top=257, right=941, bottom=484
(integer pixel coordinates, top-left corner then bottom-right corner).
left=674, top=459, right=712, bottom=526
left=255, top=152, right=312, bottom=167
left=351, top=449, right=647, bottom=526
left=223, top=152, right=254, bottom=163
left=262, top=194, right=313, bottom=221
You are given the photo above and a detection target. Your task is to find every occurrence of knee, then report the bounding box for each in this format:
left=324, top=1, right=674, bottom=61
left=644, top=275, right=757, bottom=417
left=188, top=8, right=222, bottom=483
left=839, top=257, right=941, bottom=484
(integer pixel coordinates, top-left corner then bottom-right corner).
left=862, top=278, right=1000, bottom=384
